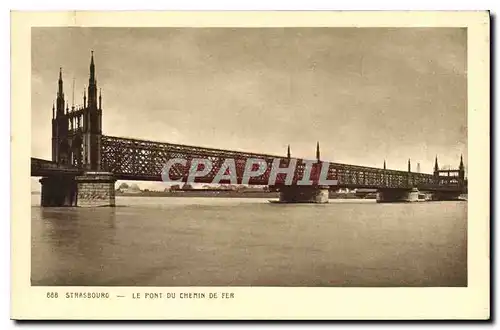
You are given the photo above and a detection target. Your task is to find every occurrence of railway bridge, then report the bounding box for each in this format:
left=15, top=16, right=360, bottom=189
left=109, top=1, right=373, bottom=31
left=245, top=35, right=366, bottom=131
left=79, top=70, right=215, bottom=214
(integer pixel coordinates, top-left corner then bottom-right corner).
left=31, top=53, right=467, bottom=206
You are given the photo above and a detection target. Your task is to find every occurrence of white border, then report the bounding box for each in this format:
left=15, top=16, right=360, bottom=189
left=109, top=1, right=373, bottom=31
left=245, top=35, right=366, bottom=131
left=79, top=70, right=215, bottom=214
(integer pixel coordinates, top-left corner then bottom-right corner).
left=4, top=4, right=494, bottom=327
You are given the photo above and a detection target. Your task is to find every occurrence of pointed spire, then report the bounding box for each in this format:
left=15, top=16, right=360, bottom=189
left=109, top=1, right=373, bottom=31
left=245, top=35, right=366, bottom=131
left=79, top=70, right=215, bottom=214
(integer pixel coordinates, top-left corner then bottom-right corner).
left=89, top=50, right=95, bottom=83
left=287, top=144, right=291, bottom=159
left=459, top=154, right=465, bottom=180
left=316, top=141, right=320, bottom=162
left=434, top=155, right=439, bottom=172
left=99, top=88, right=102, bottom=109
left=58, top=67, right=64, bottom=97
left=88, top=51, right=97, bottom=108
left=72, top=77, right=75, bottom=108
left=383, top=160, right=386, bottom=170
left=407, top=158, right=411, bottom=172
left=52, top=102, right=55, bottom=119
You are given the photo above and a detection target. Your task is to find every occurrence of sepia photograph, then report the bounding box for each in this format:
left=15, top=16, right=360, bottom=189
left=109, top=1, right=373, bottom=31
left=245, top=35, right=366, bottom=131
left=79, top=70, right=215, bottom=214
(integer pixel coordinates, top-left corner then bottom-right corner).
left=11, top=11, right=489, bottom=320
left=30, top=26, right=468, bottom=287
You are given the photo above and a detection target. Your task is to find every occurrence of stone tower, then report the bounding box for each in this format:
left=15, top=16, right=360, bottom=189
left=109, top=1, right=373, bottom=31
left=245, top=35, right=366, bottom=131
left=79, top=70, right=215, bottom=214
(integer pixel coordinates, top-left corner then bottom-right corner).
left=82, top=51, right=103, bottom=171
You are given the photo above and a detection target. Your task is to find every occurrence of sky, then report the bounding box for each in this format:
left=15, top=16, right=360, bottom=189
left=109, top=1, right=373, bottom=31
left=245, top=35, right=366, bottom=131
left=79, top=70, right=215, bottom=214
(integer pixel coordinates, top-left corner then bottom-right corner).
left=31, top=27, right=467, bottom=190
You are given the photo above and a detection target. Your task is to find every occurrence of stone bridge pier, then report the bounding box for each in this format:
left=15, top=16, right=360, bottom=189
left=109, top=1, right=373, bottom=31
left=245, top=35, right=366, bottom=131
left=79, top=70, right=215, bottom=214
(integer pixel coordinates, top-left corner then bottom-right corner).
left=276, top=185, right=330, bottom=204
left=39, top=172, right=116, bottom=207
left=376, top=188, right=463, bottom=202
left=428, top=190, right=463, bottom=201
left=76, top=172, right=117, bottom=207
left=39, top=176, right=78, bottom=207
left=376, top=188, right=420, bottom=203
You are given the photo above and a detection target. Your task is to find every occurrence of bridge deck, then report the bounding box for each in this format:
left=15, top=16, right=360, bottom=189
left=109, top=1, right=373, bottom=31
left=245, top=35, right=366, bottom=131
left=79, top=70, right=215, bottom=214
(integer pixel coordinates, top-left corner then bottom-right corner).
left=31, top=135, right=466, bottom=192
left=31, top=157, right=82, bottom=177
left=99, top=135, right=466, bottom=192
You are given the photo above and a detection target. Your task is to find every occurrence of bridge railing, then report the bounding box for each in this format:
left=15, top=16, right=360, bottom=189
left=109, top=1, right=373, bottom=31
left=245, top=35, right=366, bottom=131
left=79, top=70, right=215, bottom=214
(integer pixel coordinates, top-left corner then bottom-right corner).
left=31, top=157, right=81, bottom=177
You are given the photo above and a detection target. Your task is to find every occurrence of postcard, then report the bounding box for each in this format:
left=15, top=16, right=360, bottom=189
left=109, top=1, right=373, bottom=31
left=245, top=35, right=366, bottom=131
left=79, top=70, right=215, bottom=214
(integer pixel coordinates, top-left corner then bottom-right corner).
left=11, top=11, right=490, bottom=320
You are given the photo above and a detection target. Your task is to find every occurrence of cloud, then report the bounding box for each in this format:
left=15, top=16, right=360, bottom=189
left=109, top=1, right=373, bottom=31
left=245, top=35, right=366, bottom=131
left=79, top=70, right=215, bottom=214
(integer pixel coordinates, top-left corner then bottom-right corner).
left=32, top=27, right=467, bottom=173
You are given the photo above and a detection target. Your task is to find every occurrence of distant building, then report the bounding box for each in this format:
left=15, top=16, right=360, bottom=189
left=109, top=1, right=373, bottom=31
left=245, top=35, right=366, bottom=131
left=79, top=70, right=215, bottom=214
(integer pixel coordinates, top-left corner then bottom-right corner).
left=181, top=183, right=194, bottom=190
left=117, top=183, right=141, bottom=194
left=170, top=184, right=181, bottom=191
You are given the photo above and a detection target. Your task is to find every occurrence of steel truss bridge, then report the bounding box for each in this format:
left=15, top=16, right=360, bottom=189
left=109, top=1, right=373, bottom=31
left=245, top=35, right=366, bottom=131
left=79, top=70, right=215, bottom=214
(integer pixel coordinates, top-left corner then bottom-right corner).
left=32, top=134, right=467, bottom=193
left=31, top=52, right=467, bottom=194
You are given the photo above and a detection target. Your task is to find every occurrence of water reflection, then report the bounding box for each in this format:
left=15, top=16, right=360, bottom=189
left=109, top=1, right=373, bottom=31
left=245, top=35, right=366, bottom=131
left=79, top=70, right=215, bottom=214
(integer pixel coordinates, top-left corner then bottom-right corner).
left=32, top=198, right=467, bottom=287
left=33, top=207, right=118, bottom=285
left=41, top=207, right=117, bottom=246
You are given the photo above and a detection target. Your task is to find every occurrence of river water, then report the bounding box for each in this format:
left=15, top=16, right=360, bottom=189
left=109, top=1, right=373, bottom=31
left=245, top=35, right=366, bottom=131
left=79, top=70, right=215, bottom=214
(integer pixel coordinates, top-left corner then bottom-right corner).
left=31, top=196, right=467, bottom=287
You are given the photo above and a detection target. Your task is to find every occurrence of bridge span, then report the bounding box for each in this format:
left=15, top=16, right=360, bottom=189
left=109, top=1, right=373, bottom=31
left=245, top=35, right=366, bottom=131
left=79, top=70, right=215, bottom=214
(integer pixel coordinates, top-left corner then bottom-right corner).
left=31, top=53, right=467, bottom=207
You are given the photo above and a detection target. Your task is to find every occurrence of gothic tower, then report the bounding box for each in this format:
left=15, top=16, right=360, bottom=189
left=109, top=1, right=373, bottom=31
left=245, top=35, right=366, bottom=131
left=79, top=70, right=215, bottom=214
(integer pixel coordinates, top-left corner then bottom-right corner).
left=82, top=51, right=103, bottom=171
left=51, top=68, right=70, bottom=164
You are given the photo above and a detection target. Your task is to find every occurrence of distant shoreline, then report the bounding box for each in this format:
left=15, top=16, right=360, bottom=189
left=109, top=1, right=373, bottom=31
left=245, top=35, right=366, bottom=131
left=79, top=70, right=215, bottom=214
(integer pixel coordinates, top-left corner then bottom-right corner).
left=115, top=190, right=373, bottom=199
left=117, top=191, right=278, bottom=198
left=31, top=190, right=374, bottom=199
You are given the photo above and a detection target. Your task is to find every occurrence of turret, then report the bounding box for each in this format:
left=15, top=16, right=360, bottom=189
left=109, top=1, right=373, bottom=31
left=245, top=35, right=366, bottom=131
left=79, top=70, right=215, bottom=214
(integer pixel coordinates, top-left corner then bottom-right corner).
left=316, top=141, right=320, bottom=162
left=434, top=156, right=439, bottom=174
left=407, top=158, right=411, bottom=172
left=459, top=154, right=465, bottom=180
left=52, top=67, right=69, bottom=164
left=287, top=145, right=291, bottom=159
left=383, top=160, right=386, bottom=170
